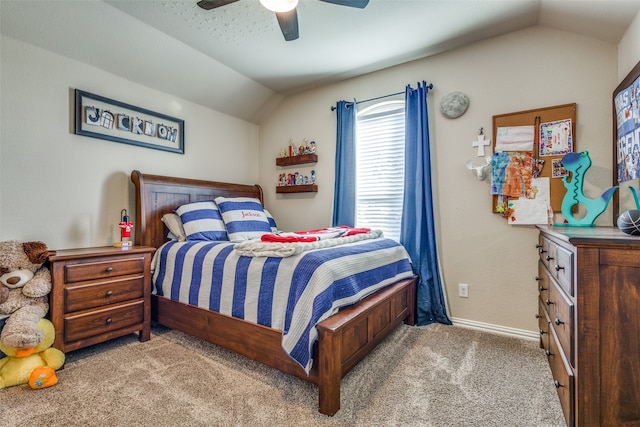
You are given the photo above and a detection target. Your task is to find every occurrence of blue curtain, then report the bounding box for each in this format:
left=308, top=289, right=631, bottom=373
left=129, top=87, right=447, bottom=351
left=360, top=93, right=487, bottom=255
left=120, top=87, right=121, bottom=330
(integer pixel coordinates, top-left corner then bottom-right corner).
left=332, top=100, right=357, bottom=227
left=401, top=82, right=451, bottom=326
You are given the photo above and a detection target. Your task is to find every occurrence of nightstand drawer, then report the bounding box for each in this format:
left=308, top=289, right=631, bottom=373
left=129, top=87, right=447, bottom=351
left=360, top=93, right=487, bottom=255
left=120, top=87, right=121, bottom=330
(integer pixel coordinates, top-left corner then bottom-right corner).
left=64, top=300, right=144, bottom=342
left=64, top=257, right=145, bottom=283
left=64, top=276, right=144, bottom=312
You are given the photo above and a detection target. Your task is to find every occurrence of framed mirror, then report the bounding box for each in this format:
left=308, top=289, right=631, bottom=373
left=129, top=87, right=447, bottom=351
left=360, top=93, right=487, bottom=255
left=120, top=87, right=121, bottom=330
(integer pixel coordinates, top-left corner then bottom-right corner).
left=612, top=60, right=640, bottom=225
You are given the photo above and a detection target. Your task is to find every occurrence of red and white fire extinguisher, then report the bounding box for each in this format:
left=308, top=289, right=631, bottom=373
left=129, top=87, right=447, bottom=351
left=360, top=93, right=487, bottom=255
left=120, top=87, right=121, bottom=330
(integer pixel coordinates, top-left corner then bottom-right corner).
left=116, top=209, right=134, bottom=247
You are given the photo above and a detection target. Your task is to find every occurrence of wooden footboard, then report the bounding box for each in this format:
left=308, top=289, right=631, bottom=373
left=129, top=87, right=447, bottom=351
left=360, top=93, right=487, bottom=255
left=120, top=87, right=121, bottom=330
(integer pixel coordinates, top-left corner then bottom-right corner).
left=152, top=275, right=416, bottom=415
left=315, top=275, right=416, bottom=415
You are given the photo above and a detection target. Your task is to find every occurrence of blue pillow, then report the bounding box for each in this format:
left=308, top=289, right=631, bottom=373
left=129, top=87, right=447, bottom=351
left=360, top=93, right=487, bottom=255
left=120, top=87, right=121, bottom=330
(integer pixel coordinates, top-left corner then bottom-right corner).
left=214, top=197, right=272, bottom=242
left=264, top=209, right=278, bottom=232
left=174, top=201, right=228, bottom=241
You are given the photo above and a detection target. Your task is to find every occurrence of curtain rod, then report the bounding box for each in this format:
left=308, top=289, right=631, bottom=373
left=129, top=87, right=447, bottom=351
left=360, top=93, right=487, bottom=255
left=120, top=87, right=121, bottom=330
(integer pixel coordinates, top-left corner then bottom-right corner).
left=330, top=83, right=433, bottom=111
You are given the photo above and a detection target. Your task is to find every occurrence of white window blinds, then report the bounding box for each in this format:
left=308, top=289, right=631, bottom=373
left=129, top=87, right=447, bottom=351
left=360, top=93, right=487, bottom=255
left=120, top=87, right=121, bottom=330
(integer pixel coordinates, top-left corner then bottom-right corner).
left=355, top=101, right=405, bottom=241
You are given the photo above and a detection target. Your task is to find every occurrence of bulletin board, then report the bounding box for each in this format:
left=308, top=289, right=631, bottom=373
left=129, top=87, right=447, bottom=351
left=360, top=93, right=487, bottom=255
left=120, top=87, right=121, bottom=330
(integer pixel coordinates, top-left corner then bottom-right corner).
left=492, top=103, right=576, bottom=214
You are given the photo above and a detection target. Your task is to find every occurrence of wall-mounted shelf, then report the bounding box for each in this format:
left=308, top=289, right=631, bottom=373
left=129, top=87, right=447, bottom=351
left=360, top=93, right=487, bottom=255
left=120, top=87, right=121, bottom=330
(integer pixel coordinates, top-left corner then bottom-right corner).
left=276, top=154, right=317, bottom=167
left=276, top=185, right=318, bottom=194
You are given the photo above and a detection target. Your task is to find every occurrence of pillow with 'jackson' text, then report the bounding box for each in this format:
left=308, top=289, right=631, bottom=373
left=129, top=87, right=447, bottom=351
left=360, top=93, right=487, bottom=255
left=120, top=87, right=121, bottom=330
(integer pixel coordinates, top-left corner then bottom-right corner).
left=214, top=197, right=271, bottom=242
left=174, top=200, right=228, bottom=241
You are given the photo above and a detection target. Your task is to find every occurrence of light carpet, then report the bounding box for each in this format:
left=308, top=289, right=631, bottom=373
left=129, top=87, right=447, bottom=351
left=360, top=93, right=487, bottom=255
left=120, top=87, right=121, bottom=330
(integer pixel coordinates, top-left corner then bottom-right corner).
left=0, top=323, right=565, bottom=426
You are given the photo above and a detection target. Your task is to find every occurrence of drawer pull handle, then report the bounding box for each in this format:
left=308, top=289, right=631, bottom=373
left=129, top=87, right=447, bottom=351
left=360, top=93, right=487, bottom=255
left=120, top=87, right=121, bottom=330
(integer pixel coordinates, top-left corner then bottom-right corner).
left=106, top=267, right=114, bottom=273
left=545, top=299, right=553, bottom=306
left=106, top=290, right=113, bottom=297
left=535, top=244, right=542, bottom=249
left=545, top=350, right=553, bottom=357
left=106, top=318, right=112, bottom=324
left=539, top=249, right=547, bottom=255
left=535, top=276, right=541, bottom=281
left=554, top=380, right=563, bottom=389
left=546, top=255, right=554, bottom=261
left=535, top=314, right=540, bottom=319
left=554, top=318, right=564, bottom=326
left=539, top=285, right=548, bottom=292
left=555, top=265, right=565, bottom=272
left=539, top=329, right=546, bottom=335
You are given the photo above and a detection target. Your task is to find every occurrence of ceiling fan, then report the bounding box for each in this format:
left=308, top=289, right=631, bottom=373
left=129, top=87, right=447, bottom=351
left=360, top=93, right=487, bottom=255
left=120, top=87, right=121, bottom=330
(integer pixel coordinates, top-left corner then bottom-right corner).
left=196, top=0, right=369, bottom=41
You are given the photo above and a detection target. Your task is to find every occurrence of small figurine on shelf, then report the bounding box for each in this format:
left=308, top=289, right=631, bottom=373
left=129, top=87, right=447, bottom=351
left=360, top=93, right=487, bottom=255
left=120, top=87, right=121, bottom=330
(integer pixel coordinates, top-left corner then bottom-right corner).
left=288, top=138, right=296, bottom=157
left=298, top=145, right=306, bottom=155
left=304, top=175, right=309, bottom=185
left=280, top=148, right=287, bottom=158
left=308, top=140, right=316, bottom=154
left=311, top=170, right=316, bottom=183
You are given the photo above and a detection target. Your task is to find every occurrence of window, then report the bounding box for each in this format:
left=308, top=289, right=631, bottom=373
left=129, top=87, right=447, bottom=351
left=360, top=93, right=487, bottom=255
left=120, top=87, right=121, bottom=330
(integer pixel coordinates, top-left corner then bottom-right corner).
left=355, top=101, right=405, bottom=241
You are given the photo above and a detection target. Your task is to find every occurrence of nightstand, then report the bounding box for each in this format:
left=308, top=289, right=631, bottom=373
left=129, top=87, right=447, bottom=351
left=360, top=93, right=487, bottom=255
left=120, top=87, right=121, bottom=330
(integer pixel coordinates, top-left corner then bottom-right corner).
left=48, top=246, right=155, bottom=352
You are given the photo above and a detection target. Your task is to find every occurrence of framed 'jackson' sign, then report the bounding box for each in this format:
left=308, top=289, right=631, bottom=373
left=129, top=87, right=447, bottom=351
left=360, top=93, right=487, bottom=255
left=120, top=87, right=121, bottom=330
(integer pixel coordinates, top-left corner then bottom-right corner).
left=74, top=89, right=185, bottom=154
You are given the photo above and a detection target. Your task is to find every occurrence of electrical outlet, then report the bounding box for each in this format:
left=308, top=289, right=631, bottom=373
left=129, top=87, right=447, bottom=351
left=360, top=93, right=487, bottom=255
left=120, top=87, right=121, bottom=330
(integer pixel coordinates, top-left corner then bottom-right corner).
left=458, top=283, right=469, bottom=298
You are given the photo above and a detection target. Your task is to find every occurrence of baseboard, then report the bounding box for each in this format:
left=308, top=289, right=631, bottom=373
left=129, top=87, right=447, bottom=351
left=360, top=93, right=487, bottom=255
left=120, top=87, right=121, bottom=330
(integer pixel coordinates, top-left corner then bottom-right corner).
left=450, top=317, right=539, bottom=341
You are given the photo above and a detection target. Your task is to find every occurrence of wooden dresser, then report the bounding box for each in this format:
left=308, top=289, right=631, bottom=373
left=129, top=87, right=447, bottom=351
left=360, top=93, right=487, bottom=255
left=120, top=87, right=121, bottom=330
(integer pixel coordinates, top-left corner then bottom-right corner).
left=536, top=226, right=640, bottom=426
left=48, top=246, right=155, bottom=352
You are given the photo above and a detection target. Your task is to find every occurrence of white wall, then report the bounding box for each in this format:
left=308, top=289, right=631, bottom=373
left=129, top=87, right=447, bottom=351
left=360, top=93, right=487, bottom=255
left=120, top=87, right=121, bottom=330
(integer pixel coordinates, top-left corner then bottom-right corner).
left=618, top=11, right=640, bottom=80
left=0, top=35, right=260, bottom=250
left=259, top=26, right=618, bottom=332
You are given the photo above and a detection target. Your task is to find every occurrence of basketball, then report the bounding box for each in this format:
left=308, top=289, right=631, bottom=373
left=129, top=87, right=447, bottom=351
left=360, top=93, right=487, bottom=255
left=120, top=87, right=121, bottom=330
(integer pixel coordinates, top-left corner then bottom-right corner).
left=617, top=209, right=640, bottom=236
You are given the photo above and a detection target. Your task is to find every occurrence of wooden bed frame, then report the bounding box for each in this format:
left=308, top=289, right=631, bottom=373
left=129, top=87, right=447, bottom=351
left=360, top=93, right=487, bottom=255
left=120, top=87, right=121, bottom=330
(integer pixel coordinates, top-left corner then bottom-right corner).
left=131, top=170, right=417, bottom=416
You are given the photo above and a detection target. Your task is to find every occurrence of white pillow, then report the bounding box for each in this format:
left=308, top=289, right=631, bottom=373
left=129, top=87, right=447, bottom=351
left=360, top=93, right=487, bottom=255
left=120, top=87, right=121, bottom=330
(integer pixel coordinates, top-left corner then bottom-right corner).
left=264, top=209, right=278, bottom=232
left=174, top=201, right=228, bottom=241
left=161, top=213, right=187, bottom=241
left=214, top=197, right=272, bottom=242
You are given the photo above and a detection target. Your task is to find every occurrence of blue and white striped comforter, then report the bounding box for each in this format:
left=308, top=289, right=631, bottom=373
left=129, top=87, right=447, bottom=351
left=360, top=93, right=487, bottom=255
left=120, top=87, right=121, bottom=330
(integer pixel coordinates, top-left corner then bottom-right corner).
left=152, top=237, right=414, bottom=373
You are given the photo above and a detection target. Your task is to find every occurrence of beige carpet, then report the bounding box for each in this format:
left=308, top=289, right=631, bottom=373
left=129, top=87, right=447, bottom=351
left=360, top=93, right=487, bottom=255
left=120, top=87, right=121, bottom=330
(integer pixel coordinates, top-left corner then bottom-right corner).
left=0, top=323, right=565, bottom=426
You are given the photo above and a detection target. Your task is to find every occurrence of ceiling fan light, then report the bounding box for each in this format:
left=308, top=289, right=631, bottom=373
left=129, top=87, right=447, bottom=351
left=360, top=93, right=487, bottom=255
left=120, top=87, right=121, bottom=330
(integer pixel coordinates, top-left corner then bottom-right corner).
left=260, top=0, right=298, bottom=13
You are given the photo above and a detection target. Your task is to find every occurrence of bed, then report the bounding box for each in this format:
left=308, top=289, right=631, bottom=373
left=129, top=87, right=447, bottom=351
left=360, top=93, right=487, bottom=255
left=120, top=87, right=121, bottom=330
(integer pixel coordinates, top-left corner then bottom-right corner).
left=131, top=170, right=417, bottom=416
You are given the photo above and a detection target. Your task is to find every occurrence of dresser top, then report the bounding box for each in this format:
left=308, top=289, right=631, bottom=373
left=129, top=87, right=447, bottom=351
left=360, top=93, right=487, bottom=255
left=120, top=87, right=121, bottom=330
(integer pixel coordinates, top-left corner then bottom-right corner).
left=537, top=225, right=640, bottom=247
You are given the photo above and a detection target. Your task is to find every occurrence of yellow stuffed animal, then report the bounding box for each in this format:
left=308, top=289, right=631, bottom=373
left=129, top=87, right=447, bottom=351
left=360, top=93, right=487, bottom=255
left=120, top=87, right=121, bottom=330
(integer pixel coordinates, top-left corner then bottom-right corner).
left=0, top=317, right=64, bottom=389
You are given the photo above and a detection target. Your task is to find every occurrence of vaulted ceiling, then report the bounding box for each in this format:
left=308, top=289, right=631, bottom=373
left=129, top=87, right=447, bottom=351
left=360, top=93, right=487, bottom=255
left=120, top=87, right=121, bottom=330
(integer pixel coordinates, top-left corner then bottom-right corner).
left=2, top=0, right=639, bottom=123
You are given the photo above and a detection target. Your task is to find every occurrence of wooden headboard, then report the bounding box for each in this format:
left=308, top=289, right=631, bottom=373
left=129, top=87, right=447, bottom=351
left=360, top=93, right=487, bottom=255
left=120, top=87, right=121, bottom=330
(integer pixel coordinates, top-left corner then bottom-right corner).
left=131, top=170, right=264, bottom=248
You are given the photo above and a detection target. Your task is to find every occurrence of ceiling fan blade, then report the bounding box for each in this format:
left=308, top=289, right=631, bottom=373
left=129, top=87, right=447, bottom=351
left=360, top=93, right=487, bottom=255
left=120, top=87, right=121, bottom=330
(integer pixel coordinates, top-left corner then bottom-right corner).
left=276, top=9, right=299, bottom=41
left=318, top=0, right=369, bottom=8
left=196, top=0, right=240, bottom=10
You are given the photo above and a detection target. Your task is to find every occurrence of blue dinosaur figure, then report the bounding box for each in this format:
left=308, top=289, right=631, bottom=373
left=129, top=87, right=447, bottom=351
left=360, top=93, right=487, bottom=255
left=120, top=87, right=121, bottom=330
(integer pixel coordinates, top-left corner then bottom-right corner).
left=555, top=151, right=618, bottom=226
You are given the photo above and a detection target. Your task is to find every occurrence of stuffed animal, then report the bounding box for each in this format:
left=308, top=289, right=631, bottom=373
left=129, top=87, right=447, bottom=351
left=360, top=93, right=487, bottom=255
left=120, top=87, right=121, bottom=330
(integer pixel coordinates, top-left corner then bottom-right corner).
left=0, top=316, right=64, bottom=389
left=0, top=241, right=51, bottom=349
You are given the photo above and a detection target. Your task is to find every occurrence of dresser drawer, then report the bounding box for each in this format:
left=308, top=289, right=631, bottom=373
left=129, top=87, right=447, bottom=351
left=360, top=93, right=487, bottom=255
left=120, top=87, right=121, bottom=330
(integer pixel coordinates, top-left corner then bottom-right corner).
left=64, top=299, right=144, bottom=342
left=538, top=236, right=553, bottom=268
left=537, top=262, right=551, bottom=302
left=64, top=256, right=145, bottom=283
left=553, top=245, right=574, bottom=295
left=548, top=328, right=574, bottom=427
left=64, top=276, right=144, bottom=312
left=548, top=277, right=574, bottom=366
left=538, top=297, right=551, bottom=351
